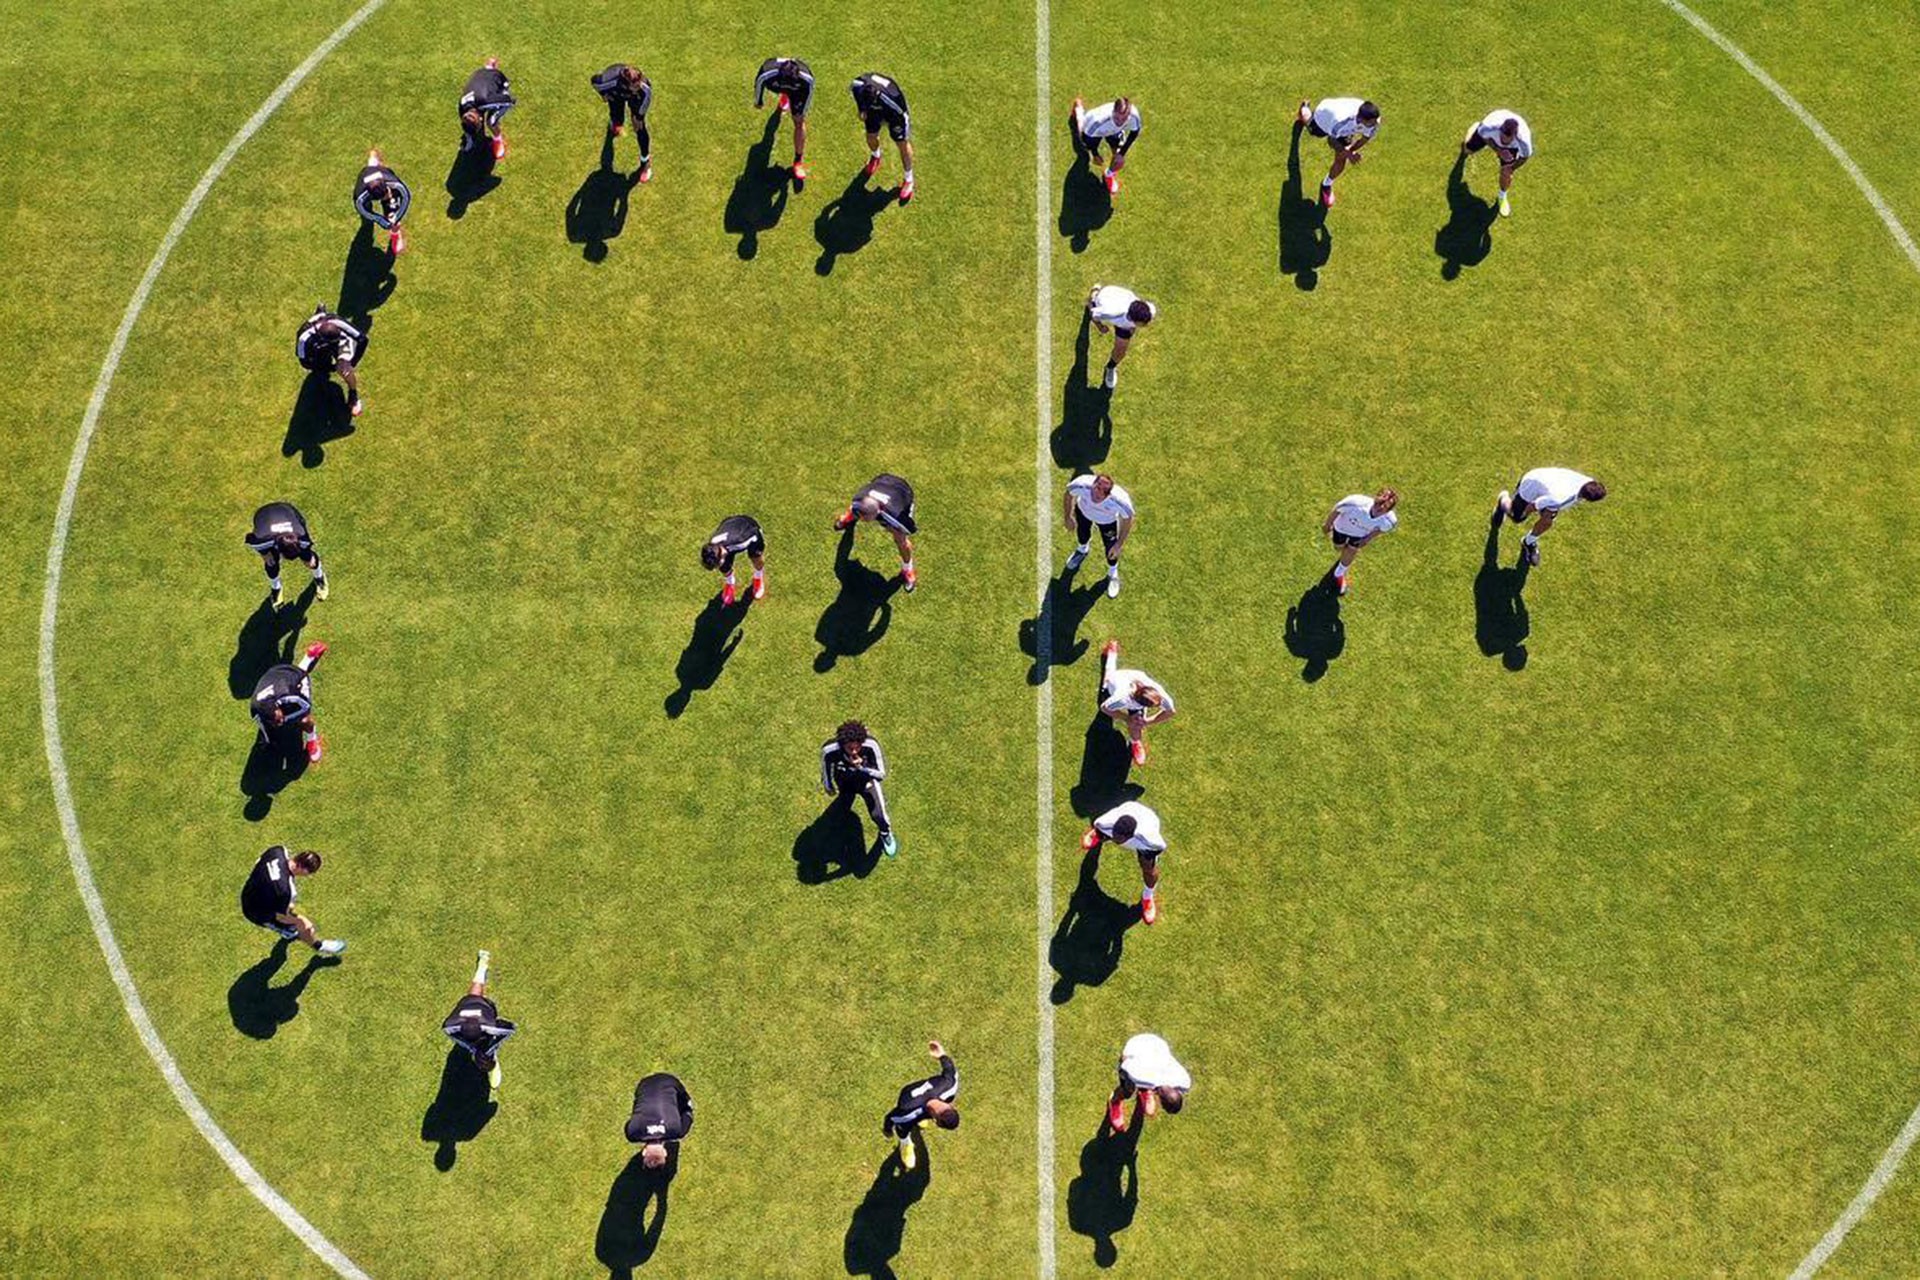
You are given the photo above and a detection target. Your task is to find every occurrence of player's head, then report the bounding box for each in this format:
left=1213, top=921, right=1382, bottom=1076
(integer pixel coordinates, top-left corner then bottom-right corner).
left=275, top=533, right=302, bottom=555
left=1125, top=300, right=1155, bottom=326
left=1372, top=487, right=1399, bottom=516
left=927, top=1099, right=961, bottom=1130
left=1113, top=97, right=1132, bottom=124
left=483, top=56, right=500, bottom=71
left=1358, top=101, right=1380, bottom=125
left=1499, top=116, right=1519, bottom=141
left=619, top=64, right=643, bottom=88
left=365, top=147, right=384, bottom=168
left=1092, top=474, right=1114, bottom=500
left=836, top=720, right=868, bottom=754
left=1579, top=480, right=1607, bottom=502
left=265, top=706, right=287, bottom=727
left=461, top=108, right=483, bottom=128
left=855, top=493, right=882, bottom=520
left=641, top=1142, right=669, bottom=1170
left=1159, top=1086, right=1186, bottom=1114
left=1110, top=814, right=1138, bottom=843
left=700, top=542, right=724, bottom=571
left=291, top=850, right=323, bottom=876
left=1134, top=684, right=1162, bottom=709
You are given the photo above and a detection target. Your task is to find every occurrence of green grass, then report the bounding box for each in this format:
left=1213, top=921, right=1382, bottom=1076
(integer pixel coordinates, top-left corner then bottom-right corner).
left=6, top=0, right=1920, bottom=1275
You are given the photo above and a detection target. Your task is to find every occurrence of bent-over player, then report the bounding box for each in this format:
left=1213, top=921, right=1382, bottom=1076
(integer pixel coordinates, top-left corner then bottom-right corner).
left=702, top=515, right=766, bottom=606
left=1081, top=800, right=1168, bottom=925
left=1085, top=284, right=1156, bottom=390
left=1070, top=95, right=1142, bottom=194
left=850, top=71, right=914, bottom=202
left=246, top=502, right=328, bottom=609
left=1296, top=96, right=1380, bottom=208
left=1495, top=467, right=1606, bottom=567
left=833, top=473, right=918, bottom=592
left=251, top=641, right=327, bottom=763
left=754, top=56, right=816, bottom=189
left=442, top=949, right=516, bottom=1101
left=460, top=57, right=516, bottom=160
left=1462, top=108, right=1532, bottom=217
left=295, top=304, right=366, bottom=418
left=626, top=1071, right=694, bottom=1170
left=1063, top=472, right=1135, bottom=598
left=592, top=63, right=654, bottom=182
left=353, top=149, right=412, bottom=254
left=1105, top=1032, right=1191, bottom=1132
left=1098, top=639, right=1175, bottom=766
left=883, top=1040, right=959, bottom=1170
left=240, top=845, right=345, bottom=955
left=1322, top=487, right=1398, bottom=597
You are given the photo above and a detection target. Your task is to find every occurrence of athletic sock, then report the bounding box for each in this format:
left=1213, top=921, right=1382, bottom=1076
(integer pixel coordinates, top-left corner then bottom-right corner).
left=903, top=167, right=914, bottom=182
left=1522, top=533, right=1539, bottom=547
left=1333, top=563, right=1348, bottom=579
left=1141, top=884, right=1155, bottom=901
left=301, top=729, right=317, bottom=746
left=752, top=569, right=764, bottom=581
left=1076, top=543, right=1090, bottom=555
left=1322, top=177, right=1334, bottom=187
left=870, top=147, right=883, bottom=160
left=473, top=954, right=489, bottom=984
left=725, top=572, right=736, bottom=586
left=269, top=577, right=282, bottom=591
left=1108, top=563, right=1118, bottom=577
left=902, top=559, right=913, bottom=572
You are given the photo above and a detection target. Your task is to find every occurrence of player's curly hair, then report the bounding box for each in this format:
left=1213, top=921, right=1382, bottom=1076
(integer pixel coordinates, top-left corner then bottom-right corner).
left=835, top=720, right=868, bottom=750
left=700, top=542, right=723, bottom=570
left=935, top=1107, right=961, bottom=1131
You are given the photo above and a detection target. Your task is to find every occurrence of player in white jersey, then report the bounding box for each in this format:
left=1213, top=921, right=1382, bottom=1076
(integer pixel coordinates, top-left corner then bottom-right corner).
left=1080, top=800, right=1168, bottom=924
left=1295, top=96, right=1380, bottom=208
left=1105, top=1032, right=1190, bottom=1132
left=1084, top=284, right=1157, bottom=389
left=1495, top=467, right=1607, bottom=567
left=1098, top=639, right=1175, bottom=766
left=1069, top=95, right=1142, bottom=195
left=1321, top=487, right=1398, bottom=597
left=1461, top=109, right=1533, bottom=217
left=1063, top=473, right=1136, bottom=598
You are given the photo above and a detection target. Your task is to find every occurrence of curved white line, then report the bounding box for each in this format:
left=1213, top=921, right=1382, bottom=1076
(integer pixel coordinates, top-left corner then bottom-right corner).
left=36, top=2, right=389, bottom=1275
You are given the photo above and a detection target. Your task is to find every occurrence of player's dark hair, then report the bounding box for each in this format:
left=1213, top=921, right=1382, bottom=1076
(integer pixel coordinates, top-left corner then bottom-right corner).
left=620, top=64, right=642, bottom=85
left=1110, top=815, right=1138, bottom=843
left=1499, top=116, right=1518, bottom=137
left=700, top=543, right=723, bottom=570
left=293, top=850, right=323, bottom=873
left=1161, top=1087, right=1186, bottom=1114
left=1126, top=300, right=1154, bottom=325
left=1580, top=480, right=1607, bottom=502
left=935, top=1107, right=961, bottom=1131
left=836, top=720, right=869, bottom=750
left=1358, top=101, right=1380, bottom=122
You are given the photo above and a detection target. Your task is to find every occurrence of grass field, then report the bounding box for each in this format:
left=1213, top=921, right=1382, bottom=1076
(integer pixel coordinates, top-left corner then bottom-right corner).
left=6, top=0, right=1920, bottom=1275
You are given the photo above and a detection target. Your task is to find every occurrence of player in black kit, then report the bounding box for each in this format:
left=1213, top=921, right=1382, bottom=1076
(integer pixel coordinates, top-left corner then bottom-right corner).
left=352, top=149, right=411, bottom=254
left=753, top=56, right=815, bottom=189
left=591, top=63, right=653, bottom=182
left=460, top=57, right=516, bottom=160
left=245, top=502, right=328, bottom=609
left=850, top=72, right=915, bottom=202
left=239, top=845, right=345, bottom=955
left=625, top=1071, right=695, bottom=1169
left=442, top=949, right=516, bottom=1101
left=882, top=1040, right=959, bottom=1170
left=701, top=514, right=765, bottom=607
left=833, top=473, right=918, bottom=592
left=821, top=719, right=898, bottom=858
left=251, top=640, right=327, bottom=763
left=295, top=304, right=366, bottom=418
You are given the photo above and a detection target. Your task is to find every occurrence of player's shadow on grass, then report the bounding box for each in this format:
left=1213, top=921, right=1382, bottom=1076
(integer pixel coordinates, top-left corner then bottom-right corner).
left=843, top=1146, right=929, bottom=1278
left=1019, top=569, right=1104, bottom=686
left=814, top=173, right=897, bottom=276
left=1051, top=309, right=1114, bottom=471
left=567, top=133, right=639, bottom=264
left=282, top=373, right=356, bottom=469
left=815, top=528, right=903, bottom=672
left=792, top=795, right=885, bottom=883
left=228, top=584, right=317, bottom=699
left=595, top=1150, right=674, bottom=1276
left=227, top=938, right=339, bottom=1039
left=1049, top=847, right=1142, bottom=1004
left=1066, top=1116, right=1140, bottom=1268
left=664, top=597, right=747, bottom=718
left=1474, top=518, right=1530, bottom=669
left=1059, top=109, right=1113, bottom=253
left=336, top=220, right=395, bottom=332
left=419, top=1046, right=498, bottom=1171
left=444, top=145, right=500, bottom=220
left=1283, top=575, right=1345, bottom=681
left=725, top=114, right=790, bottom=260
left=1279, top=122, right=1332, bottom=291
left=1070, top=714, right=1142, bottom=819
left=1436, top=153, right=1496, bottom=280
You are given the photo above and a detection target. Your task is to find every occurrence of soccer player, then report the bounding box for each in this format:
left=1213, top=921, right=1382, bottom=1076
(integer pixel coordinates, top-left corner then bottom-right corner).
left=1104, top=1032, right=1191, bottom=1132
left=240, top=845, right=345, bottom=955
left=1063, top=472, right=1135, bottom=599
left=832, top=473, right=918, bottom=592
left=753, top=57, right=816, bottom=190
left=295, top=304, right=365, bottom=418
left=1495, top=468, right=1607, bottom=567
left=252, top=641, right=327, bottom=763
left=850, top=71, right=914, bottom=203
left=460, top=57, right=516, bottom=160
left=1098, top=639, right=1175, bottom=766
left=883, top=1040, right=959, bottom=1171
left=1069, top=95, right=1142, bottom=195
left=702, top=515, right=766, bottom=607
left=352, top=149, right=412, bottom=254
left=1080, top=800, right=1167, bottom=925
left=1461, top=108, right=1533, bottom=218
left=1084, top=285, right=1156, bottom=390
left=245, top=502, right=328, bottom=609
left=625, top=1071, right=694, bottom=1170
left=1295, top=97, right=1381, bottom=208
left=821, top=719, right=897, bottom=858
left=592, top=63, right=654, bottom=182
left=442, top=949, right=516, bottom=1102
left=1321, top=487, right=1399, bottom=597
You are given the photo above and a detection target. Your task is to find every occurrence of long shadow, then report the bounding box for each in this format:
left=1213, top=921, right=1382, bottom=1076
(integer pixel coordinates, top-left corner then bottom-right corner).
left=1058, top=105, right=1112, bottom=253
left=843, top=1147, right=930, bottom=1279
left=1068, top=712, right=1142, bottom=820
left=664, top=597, right=747, bottom=718
left=241, top=736, right=309, bottom=822
left=594, top=1151, right=674, bottom=1277
left=1435, top=153, right=1496, bottom=280
left=336, top=220, right=395, bottom=332
left=420, top=1046, right=498, bottom=1171
left=724, top=114, right=790, bottom=260
left=228, top=583, right=317, bottom=699
left=1019, top=569, right=1104, bottom=686
left=1050, top=308, right=1114, bottom=471
left=567, top=133, right=638, bottom=263
left=814, top=527, right=902, bottom=672
left=444, top=144, right=500, bottom=220
left=1049, top=847, right=1141, bottom=1004
left=1474, top=517, right=1530, bottom=668
left=1066, top=1116, right=1141, bottom=1268
left=1283, top=575, right=1345, bottom=682
left=814, top=172, right=897, bottom=276
left=282, top=372, right=355, bottom=469
left=227, top=938, right=338, bottom=1039
left=793, top=795, right=883, bottom=884
left=1278, top=122, right=1332, bottom=290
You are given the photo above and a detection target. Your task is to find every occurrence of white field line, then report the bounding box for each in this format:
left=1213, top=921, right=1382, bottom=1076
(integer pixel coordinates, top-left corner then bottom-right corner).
left=36, top=2, right=389, bottom=1275
left=1033, top=0, right=1057, bottom=1272
left=1655, top=2, right=1920, bottom=1273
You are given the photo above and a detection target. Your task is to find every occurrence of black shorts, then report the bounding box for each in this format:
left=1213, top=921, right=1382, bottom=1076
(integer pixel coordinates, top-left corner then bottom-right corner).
left=1075, top=512, right=1120, bottom=558
left=863, top=109, right=910, bottom=143
left=785, top=87, right=812, bottom=119
left=252, top=917, right=300, bottom=939
left=1330, top=530, right=1365, bottom=548
left=1506, top=494, right=1536, bottom=521
left=1466, top=134, right=1525, bottom=165
left=719, top=535, right=766, bottom=572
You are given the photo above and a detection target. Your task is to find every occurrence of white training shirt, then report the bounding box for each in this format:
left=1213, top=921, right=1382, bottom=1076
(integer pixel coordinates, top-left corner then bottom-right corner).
left=1079, top=100, right=1142, bottom=140
left=1516, top=467, right=1595, bottom=512
left=1088, top=285, right=1152, bottom=330
left=1093, top=801, right=1166, bottom=855
left=1068, top=475, right=1136, bottom=524
left=1120, top=1033, right=1191, bottom=1090
left=1473, top=109, right=1534, bottom=160
left=1331, top=494, right=1398, bottom=540
left=1312, top=97, right=1378, bottom=142
left=1101, top=668, right=1174, bottom=718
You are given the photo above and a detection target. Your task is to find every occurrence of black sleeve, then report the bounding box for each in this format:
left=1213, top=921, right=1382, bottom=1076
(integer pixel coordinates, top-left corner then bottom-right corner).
left=678, top=1082, right=694, bottom=1136
left=932, top=1055, right=957, bottom=1093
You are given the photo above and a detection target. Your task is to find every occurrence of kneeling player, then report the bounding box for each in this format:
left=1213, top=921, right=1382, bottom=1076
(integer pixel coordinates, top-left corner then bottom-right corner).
left=295, top=304, right=366, bottom=418
left=1069, top=94, right=1142, bottom=195
left=592, top=63, right=654, bottom=182
left=1098, top=639, right=1176, bottom=766
left=625, top=1071, right=694, bottom=1170
left=1084, top=284, right=1157, bottom=390
left=252, top=641, right=327, bottom=763
left=822, top=720, right=898, bottom=858
left=1296, top=96, right=1380, bottom=208
left=1495, top=467, right=1606, bottom=567
left=1105, top=1032, right=1190, bottom=1132
left=702, top=514, right=766, bottom=606
left=1081, top=800, right=1167, bottom=924
left=352, top=149, right=412, bottom=254
left=460, top=57, right=516, bottom=161
left=1461, top=108, right=1532, bottom=217
left=833, top=473, right=918, bottom=592
left=883, top=1040, right=959, bottom=1170
left=850, top=71, right=914, bottom=202
left=753, top=56, right=815, bottom=189
left=246, top=501, right=329, bottom=609
left=1321, top=487, right=1398, bottom=597
left=240, top=845, right=345, bottom=955
left=443, top=949, right=517, bottom=1101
